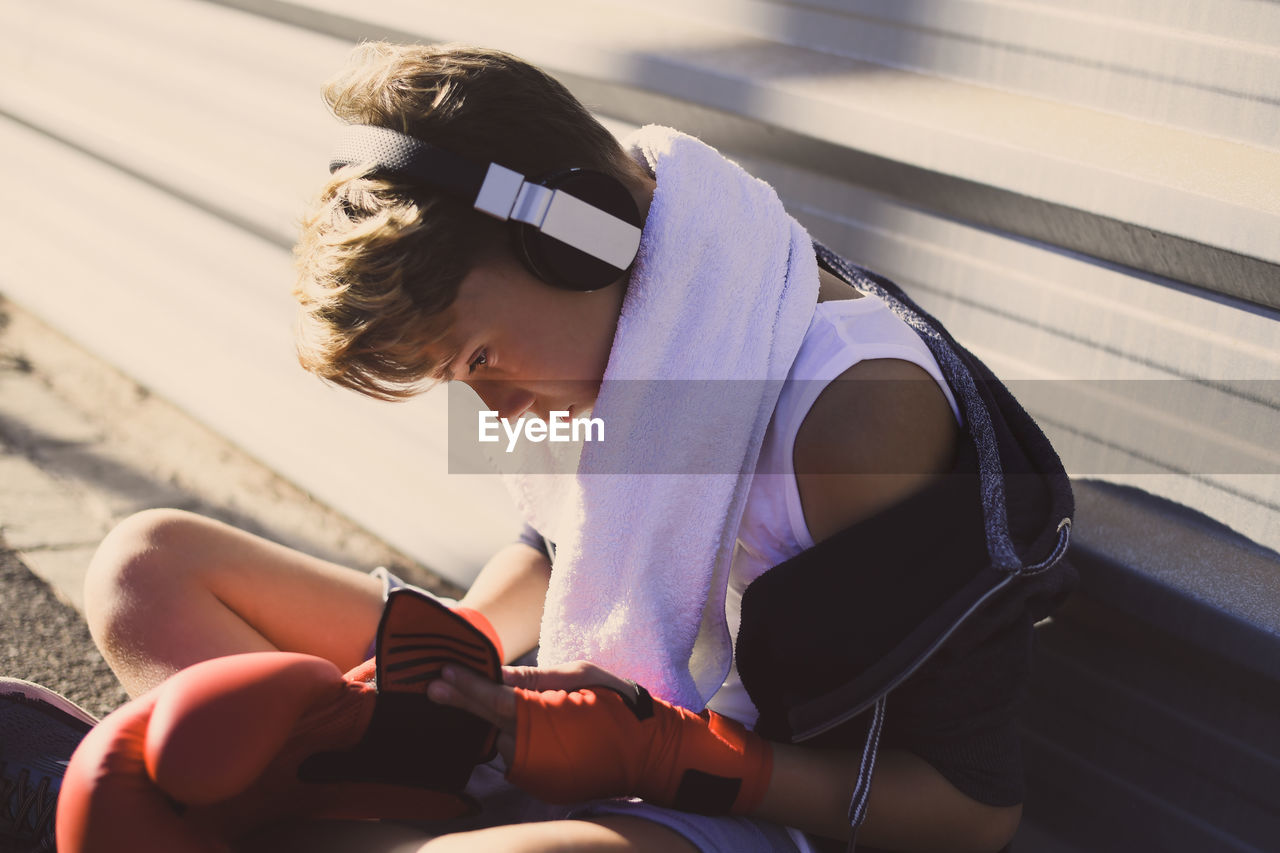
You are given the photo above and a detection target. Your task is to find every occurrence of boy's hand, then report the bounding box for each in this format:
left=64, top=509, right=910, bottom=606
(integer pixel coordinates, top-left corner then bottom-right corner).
left=429, top=661, right=772, bottom=814
left=427, top=660, right=634, bottom=765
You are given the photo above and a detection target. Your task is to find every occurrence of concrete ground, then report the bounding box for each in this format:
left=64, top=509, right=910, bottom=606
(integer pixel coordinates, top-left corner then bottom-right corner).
left=0, top=295, right=459, bottom=716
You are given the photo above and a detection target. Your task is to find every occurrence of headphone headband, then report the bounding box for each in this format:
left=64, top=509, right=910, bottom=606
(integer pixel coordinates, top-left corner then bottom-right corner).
left=328, top=124, right=642, bottom=283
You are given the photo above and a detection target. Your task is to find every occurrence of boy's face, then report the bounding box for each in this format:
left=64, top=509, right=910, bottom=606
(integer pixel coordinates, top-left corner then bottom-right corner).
left=434, top=253, right=625, bottom=421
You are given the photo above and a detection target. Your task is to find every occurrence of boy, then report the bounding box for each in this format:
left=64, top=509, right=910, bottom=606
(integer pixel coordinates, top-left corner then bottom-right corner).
left=81, top=42, right=1074, bottom=852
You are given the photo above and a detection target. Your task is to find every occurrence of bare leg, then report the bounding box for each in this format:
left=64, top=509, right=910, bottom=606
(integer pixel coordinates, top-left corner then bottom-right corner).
left=415, top=817, right=700, bottom=853
left=83, top=508, right=385, bottom=696
left=83, top=514, right=711, bottom=853
left=241, top=815, right=700, bottom=853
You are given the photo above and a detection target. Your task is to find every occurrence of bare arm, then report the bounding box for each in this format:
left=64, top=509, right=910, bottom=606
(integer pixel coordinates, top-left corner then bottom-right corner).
left=778, top=357, right=1018, bottom=850
left=792, top=357, right=958, bottom=542
left=432, top=662, right=1018, bottom=851
left=457, top=542, right=551, bottom=663
left=759, top=743, right=1020, bottom=851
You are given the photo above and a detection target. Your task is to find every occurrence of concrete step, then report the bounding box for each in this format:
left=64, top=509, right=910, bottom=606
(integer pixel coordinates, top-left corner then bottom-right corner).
left=224, top=0, right=1280, bottom=301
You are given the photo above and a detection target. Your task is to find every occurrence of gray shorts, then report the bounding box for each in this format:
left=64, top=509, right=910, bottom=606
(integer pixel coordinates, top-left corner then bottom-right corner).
left=367, top=569, right=810, bottom=853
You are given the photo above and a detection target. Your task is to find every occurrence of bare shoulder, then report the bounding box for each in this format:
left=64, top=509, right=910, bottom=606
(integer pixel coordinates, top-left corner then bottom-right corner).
left=793, top=358, right=959, bottom=543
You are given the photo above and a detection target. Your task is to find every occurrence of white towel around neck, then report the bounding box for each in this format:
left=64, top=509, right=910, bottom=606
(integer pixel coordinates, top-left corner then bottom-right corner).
left=499, top=126, right=818, bottom=710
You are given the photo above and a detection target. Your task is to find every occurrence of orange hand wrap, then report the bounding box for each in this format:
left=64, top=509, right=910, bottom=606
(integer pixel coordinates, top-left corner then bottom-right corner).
left=507, top=682, right=773, bottom=815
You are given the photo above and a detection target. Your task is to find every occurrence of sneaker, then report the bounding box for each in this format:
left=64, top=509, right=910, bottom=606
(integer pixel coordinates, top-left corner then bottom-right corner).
left=0, top=679, right=97, bottom=853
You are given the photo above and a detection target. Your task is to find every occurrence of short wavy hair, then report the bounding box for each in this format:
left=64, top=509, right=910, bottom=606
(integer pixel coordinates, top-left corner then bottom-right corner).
left=293, top=42, right=636, bottom=400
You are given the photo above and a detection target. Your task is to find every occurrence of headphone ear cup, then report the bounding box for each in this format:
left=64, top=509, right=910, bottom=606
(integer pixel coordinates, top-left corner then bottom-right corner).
left=513, top=169, right=643, bottom=292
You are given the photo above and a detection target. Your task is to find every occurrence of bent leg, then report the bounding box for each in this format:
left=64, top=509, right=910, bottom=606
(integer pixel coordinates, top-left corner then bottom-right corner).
left=84, top=508, right=384, bottom=696
left=417, top=817, right=700, bottom=853
left=237, top=809, right=701, bottom=852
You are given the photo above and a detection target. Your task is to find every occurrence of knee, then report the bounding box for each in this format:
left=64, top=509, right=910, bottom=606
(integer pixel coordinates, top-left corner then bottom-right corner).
left=415, top=827, right=564, bottom=853
left=83, top=508, right=212, bottom=636
left=416, top=832, right=491, bottom=853
left=979, top=803, right=1022, bottom=853
left=415, top=832, right=550, bottom=853
left=949, top=802, right=1021, bottom=853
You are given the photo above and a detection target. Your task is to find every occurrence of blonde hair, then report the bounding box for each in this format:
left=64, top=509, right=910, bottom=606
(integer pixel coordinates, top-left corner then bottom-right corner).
left=293, top=42, right=636, bottom=400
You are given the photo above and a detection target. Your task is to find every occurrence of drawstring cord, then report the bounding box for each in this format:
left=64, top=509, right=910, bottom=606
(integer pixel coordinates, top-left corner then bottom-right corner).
left=845, top=695, right=887, bottom=851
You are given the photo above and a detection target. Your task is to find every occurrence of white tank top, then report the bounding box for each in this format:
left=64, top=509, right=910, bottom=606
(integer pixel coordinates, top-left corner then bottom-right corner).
left=707, top=293, right=961, bottom=725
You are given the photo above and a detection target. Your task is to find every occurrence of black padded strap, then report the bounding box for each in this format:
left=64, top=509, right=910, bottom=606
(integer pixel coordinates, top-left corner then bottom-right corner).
left=329, top=124, right=487, bottom=202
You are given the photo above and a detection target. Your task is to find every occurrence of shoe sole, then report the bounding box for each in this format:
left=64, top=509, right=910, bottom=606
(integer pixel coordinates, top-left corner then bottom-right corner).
left=0, top=678, right=98, bottom=727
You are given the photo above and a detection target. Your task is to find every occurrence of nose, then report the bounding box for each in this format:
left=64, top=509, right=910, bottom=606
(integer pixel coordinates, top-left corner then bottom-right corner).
left=468, top=381, right=536, bottom=422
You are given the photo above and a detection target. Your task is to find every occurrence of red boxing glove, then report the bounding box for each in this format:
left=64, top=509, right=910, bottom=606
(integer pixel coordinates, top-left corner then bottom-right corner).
left=57, top=589, right=502, bottom=853
left=506, top=682, right=773, bottom=815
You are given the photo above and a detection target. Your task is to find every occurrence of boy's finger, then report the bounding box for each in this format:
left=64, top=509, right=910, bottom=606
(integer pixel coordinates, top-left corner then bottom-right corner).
left=430, top=666, right=517, bottom=728
left=503, top=661, right=632, bottom=697
left=501, top=665, right=544, bottom=691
